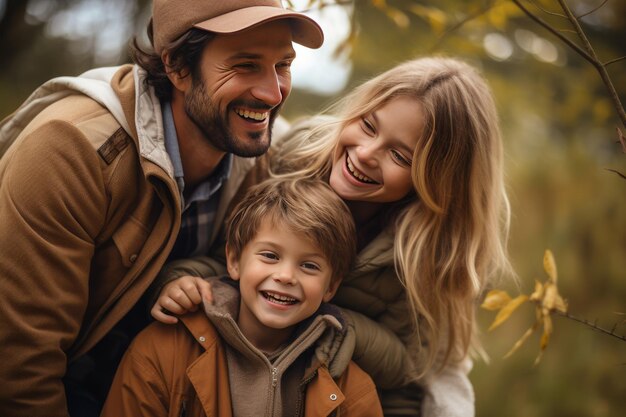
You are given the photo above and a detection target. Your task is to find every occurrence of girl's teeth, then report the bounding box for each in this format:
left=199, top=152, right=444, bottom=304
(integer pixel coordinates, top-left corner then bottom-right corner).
left=347, top=156, right=375, bottom=183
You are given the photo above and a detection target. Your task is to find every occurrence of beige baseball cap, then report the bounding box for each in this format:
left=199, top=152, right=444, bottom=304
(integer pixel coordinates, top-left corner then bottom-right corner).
left=152, top=0, right=324, bottom=53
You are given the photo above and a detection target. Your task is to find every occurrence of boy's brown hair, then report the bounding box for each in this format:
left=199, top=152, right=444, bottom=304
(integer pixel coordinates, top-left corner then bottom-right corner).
left=226, top=178, right=356, bottom=284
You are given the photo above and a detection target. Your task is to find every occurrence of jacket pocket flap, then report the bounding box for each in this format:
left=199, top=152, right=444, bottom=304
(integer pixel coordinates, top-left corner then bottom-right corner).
left=112, top=217, right=149, bottom=268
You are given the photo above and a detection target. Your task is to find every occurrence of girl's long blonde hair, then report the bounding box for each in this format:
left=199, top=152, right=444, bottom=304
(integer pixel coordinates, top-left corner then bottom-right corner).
left=272, top=57, right=512, bottom=374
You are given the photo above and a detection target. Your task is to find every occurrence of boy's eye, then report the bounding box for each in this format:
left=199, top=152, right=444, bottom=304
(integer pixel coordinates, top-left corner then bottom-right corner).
left=301, top=262, right=321, bottom=272
left=259, top=251, right=279, bottom=261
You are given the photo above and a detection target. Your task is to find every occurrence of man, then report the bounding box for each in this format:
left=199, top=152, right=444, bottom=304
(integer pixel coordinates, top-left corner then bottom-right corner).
left=0, top=1, right=323, bottom=416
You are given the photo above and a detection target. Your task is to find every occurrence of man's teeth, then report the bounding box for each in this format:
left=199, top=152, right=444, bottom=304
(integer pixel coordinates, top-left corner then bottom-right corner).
left=346, top=156, right=376, bottom=184
left=235, top=108, right=268, bottom=121
left=263, top=291, right=298, bottom=305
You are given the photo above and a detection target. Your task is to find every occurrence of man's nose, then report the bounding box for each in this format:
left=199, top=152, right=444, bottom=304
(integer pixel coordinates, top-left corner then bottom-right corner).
left=251, top=69, right=288, bottom=108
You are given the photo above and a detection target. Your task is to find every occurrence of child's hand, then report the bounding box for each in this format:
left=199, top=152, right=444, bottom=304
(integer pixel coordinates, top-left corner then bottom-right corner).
left=151, top=276, right=213, bottom=324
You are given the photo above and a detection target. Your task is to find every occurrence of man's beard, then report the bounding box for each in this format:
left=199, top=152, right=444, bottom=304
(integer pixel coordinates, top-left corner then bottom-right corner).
left=184, top=75, right=278, bottom=157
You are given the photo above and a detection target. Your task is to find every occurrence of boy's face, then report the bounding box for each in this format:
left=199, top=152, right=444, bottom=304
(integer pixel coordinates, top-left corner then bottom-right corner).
left=227, top=221, right=338, bottom=351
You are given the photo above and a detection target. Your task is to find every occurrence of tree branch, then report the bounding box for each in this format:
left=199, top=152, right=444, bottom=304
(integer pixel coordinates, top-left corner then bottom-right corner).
left=604, top=56, right=626, bottom=67
left=577, top=0, right=609, bottom=19
left=430, top=0, right=496, bottom=52
left=511, top=0, right=626, bottom=129
left=555, top=0, right=626, bottom=129
left=511, top=0, right=594, bottom=62
left=557, top=311, right=626, bottom=342
left=528, top=0, right=567, bottom=18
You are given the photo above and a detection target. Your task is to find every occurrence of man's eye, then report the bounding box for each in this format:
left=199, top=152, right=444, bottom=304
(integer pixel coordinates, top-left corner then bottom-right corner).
left=234, top=62, right=256, bottom=70
left=277, top=61, right=292, bottom=69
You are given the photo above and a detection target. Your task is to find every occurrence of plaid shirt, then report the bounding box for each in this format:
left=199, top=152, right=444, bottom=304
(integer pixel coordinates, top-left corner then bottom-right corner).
left=162, top=101, right=232, bottom=261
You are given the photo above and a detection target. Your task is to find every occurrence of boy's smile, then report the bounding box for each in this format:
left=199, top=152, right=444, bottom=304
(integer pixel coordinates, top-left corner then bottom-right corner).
left=226, top=222, right=337, bottom=352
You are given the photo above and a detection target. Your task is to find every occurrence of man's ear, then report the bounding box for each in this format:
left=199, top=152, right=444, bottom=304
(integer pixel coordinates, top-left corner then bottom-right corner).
left=322, top=278, right=341, bottom=302
left=162, top=51, right=191, bottom=92
left=225, top=244, right=240, bottom=281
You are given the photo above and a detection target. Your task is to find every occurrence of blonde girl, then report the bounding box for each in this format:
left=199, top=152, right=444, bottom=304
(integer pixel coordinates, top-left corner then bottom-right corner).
left=153, top=56, right=512, bottom=416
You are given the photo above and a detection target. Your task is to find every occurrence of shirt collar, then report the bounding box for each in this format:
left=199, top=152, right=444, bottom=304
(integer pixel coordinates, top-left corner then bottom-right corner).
left=162, top=100, right=185, bottom=182
left=161, top=100, right=233, bottom=208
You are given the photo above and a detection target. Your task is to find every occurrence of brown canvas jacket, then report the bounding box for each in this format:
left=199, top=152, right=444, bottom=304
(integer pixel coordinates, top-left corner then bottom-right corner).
left=100, top=305, right=383, bottom=417
left=0, top=65, right=269, bottom=417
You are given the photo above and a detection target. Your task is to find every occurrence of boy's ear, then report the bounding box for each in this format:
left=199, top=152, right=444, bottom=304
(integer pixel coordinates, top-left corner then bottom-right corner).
left=225, top=244, right=240, bottom=281
left=162, top=51, right=191, bottom=93
left=322, top=278, right=341, bottom=302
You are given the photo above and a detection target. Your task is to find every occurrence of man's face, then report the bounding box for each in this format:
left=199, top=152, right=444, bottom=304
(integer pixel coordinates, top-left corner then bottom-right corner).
left=184, top=20, right=295, bottom=157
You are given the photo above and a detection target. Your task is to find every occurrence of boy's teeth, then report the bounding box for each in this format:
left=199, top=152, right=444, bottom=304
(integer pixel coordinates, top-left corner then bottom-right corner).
left=263, top=291, right=297, bottom=305
left=235, top=108, right=268, bottom=121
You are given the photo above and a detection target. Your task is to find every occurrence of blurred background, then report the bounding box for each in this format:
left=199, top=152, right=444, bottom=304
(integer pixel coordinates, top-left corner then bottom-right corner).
left=1, top=0, right=624, bottom=415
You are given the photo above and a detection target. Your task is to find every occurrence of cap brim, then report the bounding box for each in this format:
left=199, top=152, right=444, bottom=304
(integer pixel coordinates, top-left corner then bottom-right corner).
left=193, top=6, right=323, bottom=49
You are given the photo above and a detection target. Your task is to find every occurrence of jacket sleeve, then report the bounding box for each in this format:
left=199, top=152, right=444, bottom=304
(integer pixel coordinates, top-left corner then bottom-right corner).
left=338, top=362, right=384, bottom=417
left=100, top=325, right=171, bottom=417
left=421, top=356, right=475, bottom=417
left=342, top=308, right=415, bottom=389
left=0, top=122, right=108, bottom=417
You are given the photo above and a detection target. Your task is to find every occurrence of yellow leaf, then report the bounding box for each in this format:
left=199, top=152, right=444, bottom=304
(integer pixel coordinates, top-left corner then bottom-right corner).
left=488, top=295, right=529, bottom=331
left=408, top=5, right=447, bottom=35
left=540, top=315, right=552, bottom=350
left=542, top=282, right=558, bottom=310
left=543, top=249, right=558, bottom=282
left=481, top=289, right=512, bottom=311
left=372, top=0, right=387, bottom=9
left=554, top=293, right=568, bottom=313
left=504, top=323, right=537, bottom=358
left=529, top=279, right=544, bottom=302
left=387, top=8, right=410, bottom=28
left=487, top=7, right=508, bottom=31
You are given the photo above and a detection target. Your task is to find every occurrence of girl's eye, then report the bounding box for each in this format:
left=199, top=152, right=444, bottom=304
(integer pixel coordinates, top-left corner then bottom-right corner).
left=360, top=117, right=375, bottom=135
left=302, top=262, right=321, bottom=272
left=391, top=150, right=411, bottom=167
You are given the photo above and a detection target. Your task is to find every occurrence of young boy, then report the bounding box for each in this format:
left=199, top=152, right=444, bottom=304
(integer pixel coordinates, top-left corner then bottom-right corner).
left=100, top=178, right=383, bottom=417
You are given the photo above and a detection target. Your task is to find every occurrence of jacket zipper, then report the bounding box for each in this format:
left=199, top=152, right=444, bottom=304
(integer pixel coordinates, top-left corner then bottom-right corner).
left=267, top=366, right=279, bottom=416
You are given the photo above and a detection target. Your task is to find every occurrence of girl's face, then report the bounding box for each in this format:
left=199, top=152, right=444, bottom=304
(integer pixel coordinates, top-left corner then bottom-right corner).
left=329, top=96, right=424, bottom=205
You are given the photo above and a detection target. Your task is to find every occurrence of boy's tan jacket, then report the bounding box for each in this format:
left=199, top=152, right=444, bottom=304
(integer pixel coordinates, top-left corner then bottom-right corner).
left=100, top=308, right=383, bottom=417
left=0, top=65, right=269, bottom=417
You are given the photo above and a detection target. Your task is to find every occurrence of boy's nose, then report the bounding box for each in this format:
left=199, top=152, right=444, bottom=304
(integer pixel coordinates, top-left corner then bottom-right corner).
left=272, top=266, right=297, bottom=285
